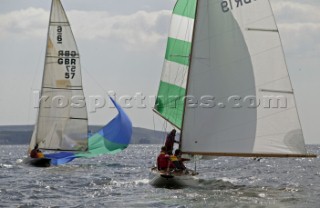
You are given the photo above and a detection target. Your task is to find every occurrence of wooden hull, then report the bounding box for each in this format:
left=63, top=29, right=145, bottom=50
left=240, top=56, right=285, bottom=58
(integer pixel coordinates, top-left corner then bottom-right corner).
left=24, top=158, right=51, bottom=167
left=149, top=167, right=198, bottom=188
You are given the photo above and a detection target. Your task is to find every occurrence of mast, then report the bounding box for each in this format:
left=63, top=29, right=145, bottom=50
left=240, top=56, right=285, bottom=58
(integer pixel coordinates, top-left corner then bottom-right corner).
left=179, top=0, right=199, bottom=151
left=29, top=0, right=54, bottom=152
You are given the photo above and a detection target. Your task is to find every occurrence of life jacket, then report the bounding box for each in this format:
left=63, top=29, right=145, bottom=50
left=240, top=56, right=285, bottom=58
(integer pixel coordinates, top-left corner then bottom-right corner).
left=169, top=155, right=178, bottom=162
left=157, top=152, right=169, bottom=170
left=37, top=152, right=44, bottom=158
left=167, top=155, right=177, bottom=168
left=170, top=155, right=185, bottom=170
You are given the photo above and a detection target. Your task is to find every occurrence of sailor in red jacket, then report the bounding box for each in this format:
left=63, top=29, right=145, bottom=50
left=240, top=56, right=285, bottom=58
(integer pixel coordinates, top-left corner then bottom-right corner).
left=157, top=146, right=169, bottom=170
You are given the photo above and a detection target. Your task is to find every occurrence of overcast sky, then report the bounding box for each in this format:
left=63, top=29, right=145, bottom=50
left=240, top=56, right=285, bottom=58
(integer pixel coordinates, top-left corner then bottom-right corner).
left=0, top=0, right=319, bottom=144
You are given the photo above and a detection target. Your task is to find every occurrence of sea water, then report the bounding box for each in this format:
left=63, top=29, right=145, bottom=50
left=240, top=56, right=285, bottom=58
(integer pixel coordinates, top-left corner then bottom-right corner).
left=0, top=144, right=319, bottom=207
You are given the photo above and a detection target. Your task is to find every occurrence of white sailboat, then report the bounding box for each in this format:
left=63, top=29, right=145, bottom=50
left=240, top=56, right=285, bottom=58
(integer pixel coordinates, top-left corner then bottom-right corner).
left=25, top=0, right=132, bottom=167
left=150, top=0, right=316, bottom=187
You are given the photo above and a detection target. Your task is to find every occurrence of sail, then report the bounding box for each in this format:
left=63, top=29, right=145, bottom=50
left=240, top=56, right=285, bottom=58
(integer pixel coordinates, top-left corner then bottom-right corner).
left=180, top=0, right=309, bottom=156
left=45, top=97, right=132, bottom=165
left=30, top=0, right=88, bottom=152
left=154, top=0, right=197, bottom=129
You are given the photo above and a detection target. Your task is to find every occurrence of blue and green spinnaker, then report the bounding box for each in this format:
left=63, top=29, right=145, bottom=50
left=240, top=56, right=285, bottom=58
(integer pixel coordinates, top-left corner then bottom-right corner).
left=45, top=97, right=132, bottom=165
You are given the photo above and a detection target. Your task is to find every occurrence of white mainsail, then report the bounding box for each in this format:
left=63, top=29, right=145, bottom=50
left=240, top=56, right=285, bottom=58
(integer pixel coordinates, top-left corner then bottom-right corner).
left=155, top=0, right=314, bottom=157
left=29, top=0, right=88, bottom=152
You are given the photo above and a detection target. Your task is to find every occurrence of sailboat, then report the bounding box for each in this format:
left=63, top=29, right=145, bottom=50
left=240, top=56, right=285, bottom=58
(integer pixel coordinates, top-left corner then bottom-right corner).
left=25, top=0, right=132, bottom=167
left=150, top=0, right=316, bottom=187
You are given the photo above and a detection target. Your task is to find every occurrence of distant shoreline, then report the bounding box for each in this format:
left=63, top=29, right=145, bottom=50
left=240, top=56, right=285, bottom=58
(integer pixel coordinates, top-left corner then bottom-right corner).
left=0, top=125, right=166, bottom=145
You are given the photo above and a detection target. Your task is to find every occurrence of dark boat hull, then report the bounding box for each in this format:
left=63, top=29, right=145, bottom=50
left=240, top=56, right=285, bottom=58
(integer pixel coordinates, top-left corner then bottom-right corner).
left=149, top=167, right=198, bottom=188
left=24, top=158, right=51, bottom=167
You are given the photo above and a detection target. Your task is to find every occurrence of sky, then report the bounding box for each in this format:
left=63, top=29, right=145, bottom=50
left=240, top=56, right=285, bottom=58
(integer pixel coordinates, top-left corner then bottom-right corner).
left=0, top=0, right=319, bottom=144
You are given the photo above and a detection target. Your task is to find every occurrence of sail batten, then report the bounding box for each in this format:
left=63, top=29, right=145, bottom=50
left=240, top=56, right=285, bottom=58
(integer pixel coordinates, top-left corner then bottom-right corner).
left=247, top=28, right=278, bottom=32
left=46, top=56, right=80, bottom=58
left=50, top=21, right=69, bottom=23
left=42, top=87, right=83, bottom=90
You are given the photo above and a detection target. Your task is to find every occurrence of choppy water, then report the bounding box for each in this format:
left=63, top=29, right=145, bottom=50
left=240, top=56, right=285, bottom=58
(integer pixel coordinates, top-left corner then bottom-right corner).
left=0, top=144, right=320, bottom=207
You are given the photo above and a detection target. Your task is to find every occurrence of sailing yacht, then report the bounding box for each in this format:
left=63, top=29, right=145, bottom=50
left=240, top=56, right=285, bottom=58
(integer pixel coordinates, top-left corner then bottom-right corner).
left=25, top=0, right=132, bottom=167
left=150, top=0, right=316, bottom=187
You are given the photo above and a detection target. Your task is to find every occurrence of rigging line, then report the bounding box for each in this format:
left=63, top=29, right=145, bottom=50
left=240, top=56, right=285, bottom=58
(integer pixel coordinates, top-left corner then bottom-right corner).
left=152, top=111, right=157, bottom=140
left=156, top=108, right=181, bottom=130
left=162, top=120, right=168, bottom=144
left=82, top=66, right=108, bottom=93
left=44, top=122, right=57, bottom=151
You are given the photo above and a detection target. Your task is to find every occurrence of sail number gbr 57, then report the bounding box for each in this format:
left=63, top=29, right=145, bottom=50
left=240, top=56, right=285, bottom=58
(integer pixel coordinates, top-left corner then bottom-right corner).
left=56, top=25, right=77, bottom=79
